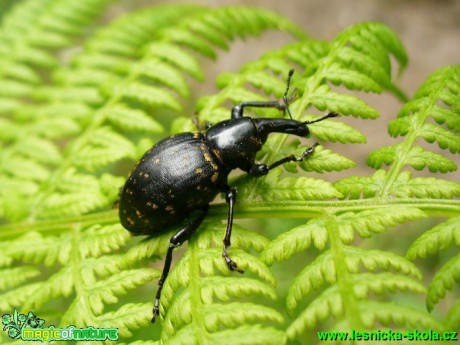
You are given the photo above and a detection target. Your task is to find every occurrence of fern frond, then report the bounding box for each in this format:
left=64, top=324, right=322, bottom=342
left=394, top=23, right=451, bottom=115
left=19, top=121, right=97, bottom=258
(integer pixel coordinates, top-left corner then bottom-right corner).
left=368, top=144, right=457, bottom=173
left=407, top=218, right=460, bottom=312
left=425, top=253, right=460, bottom=311
left=92, top=303, right=152, bottom=338
left=262, top=207, right=426, bottom=264
left=360, top=301, right=445, bottom=330
left=334, top=169, right=387, bottom=199
left=446, top=300, right=460, bottom=329
left=0, top=266, right=40, bottom=291
left=245, top=169, right=341, bottom=201
left=407, top=217, right=460, bottom=259
left=287, top=287, right=442, bottom=339
left=303, top=115, right=367, bottom=143
left=157, top=226, right=284, bottom=345
left=336, top=169, right=460, bottom=199
left=307, top=87, right=380, bottom=119
left=286, top=247, right=423, bottom=312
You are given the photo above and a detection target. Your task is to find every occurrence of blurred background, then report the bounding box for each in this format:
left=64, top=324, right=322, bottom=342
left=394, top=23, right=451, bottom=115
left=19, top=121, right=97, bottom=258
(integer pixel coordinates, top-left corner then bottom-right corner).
left=122, top=0, right=460, bottom=181
left=1, top=0, right=458, bottom=178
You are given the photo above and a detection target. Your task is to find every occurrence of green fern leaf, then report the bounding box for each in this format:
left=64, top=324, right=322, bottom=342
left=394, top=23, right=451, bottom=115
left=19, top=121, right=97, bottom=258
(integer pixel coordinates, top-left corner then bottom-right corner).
left=391, top=172, right=460, bottom=198
left=368, top=144, right=457, bottom=172
left=88, top=268, right=158, bottom=314
left=286, top=247, right=422, bottom=312
left=147, top=42, right=204, bottom=80
left=238, top=169, right=341, bottom=201
left=204, top=303, right=284, bottom=331
left=303, top=115, right=367, bottom=143
left=0, top=266, right=40, bottom=291
left=287, top=274, right=426, bottom=337
left=117, top=83, right=182, bottom=112
left=78, top=224, right=131, bottom=258
left=166, top=324, right=285, bottom=345
left=324, top=67, right=383, bottom=93
left=425, top=253, right=460, bottom=311
left=446, top=300, right=460, bottom=329
left=262, top=208, right=426, bottom=265
left=337, top=207, right=427, bottom=239
left=308, top=86, right=380, bottom=119
left=4, top=157, right=49, bottom=181
left=358, top=301, right=444, bottom=330
left=4, top=232, right=59, bottom=266
left=334, top=170, right=386, bottom=199
left=298, top=146, right=356, bottom=172
left=406, top=217, right=460, bottom=260
left=431, top=105, right=460, bottom=132
left=389, top=118, right=460, bottom=154
left=0, top=282, right=42, bottom=311
left=419, top=123, right=460, bottom=154
left=261, top=219, right=325, bottom=264
left=93, top=303, right=152, bottom=338
left=105, top=105, right=164, bottom=134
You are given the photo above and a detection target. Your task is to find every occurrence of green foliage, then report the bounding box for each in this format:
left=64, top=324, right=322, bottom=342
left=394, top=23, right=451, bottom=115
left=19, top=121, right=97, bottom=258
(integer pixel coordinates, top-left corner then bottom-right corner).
left=0, top=1, right=459, bottom=344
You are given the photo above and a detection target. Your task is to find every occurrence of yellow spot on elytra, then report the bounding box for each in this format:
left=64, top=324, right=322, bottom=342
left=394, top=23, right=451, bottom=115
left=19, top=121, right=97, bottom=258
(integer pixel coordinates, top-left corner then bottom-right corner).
left=165, top=205, right=176, bottom=214
left=203, top=153, right=212, bottom=162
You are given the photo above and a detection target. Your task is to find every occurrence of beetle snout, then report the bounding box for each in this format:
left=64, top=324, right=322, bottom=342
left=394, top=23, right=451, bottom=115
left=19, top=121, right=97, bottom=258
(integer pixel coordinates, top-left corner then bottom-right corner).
left=285, top=123, right=310, bottom=137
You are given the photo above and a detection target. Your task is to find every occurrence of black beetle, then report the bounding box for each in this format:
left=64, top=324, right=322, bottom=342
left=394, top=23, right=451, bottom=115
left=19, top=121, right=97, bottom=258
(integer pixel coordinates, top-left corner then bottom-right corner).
left=118, top=70, right=337, bottom=322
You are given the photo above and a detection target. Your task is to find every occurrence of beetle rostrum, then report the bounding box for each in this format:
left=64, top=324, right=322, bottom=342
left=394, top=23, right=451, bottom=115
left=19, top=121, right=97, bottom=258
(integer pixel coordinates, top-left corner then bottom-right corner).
left=118, top=69, right=338, bottom=322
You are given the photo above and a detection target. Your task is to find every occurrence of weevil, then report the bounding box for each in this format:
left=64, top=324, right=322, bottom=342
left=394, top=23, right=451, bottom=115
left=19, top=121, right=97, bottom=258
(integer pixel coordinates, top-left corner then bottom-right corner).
left=118, top=70, right=337, bottom=321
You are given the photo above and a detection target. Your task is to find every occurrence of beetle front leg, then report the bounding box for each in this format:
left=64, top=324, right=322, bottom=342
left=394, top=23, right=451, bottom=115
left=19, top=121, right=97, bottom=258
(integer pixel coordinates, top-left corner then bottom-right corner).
left=231, top=69, right=296, bottom=119
left=222, top=186, right=244, bottom=273
left=249, top=142, right=319, bottom=177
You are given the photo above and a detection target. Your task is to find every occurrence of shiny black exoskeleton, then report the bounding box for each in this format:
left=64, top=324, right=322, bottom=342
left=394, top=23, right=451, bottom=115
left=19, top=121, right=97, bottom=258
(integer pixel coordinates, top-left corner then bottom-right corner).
left=118, top=70, right=337, bottom=322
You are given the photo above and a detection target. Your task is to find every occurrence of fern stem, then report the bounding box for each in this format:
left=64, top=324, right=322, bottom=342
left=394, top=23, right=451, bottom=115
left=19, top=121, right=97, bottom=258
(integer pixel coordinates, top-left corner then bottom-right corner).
left=188, top=236, right=208, bottom=344
left=1, top=198, right=458, bottom=240
left=65, top=223, right=94, bottom=325
left=378, top=72, right=448, bottom=197
left=324, top=212, right=364, bottom=330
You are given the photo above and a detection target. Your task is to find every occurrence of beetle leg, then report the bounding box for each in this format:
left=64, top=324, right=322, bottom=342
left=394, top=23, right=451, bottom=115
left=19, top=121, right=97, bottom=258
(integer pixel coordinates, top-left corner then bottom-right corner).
left=222, top=187, right=244, bottom=274
left=231, top=69, right=297, bottom=119
left=248, top=143, right=319, bottom=177
left=152, top=206, right=208, bottom=323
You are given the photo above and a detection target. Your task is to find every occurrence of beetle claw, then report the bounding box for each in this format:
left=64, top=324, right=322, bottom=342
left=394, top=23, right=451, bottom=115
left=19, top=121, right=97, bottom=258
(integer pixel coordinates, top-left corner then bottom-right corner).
left=227, top=259, right=245, bottom=273
left=151, top=298, right=160, bottom=323
left=223, top=247, right=245, bottom=273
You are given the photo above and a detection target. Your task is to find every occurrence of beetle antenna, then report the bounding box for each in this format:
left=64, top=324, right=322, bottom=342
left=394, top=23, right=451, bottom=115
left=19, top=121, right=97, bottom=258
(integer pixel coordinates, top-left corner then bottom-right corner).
left=283, top=69, right=295, bottom=119
left=302, top=112, right=339, bottom=125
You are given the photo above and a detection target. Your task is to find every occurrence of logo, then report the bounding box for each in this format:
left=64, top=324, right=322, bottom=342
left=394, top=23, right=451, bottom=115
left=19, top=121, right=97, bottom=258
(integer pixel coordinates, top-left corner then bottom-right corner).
left=2, top=309, right=118, bottom=342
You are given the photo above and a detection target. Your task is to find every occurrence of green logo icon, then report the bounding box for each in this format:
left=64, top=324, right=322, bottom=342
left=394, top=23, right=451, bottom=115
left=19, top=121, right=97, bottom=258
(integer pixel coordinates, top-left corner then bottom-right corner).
left=2, top=309, right=118, bottom=342
left=2, top=309, right=45, bottom=339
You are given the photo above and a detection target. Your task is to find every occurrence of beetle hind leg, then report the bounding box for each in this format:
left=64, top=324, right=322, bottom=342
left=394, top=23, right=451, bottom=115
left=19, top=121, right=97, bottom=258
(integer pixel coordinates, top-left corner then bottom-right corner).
left=222, top=187, right=244, bottom=274
left=152, top=206, right=208, bottom=322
